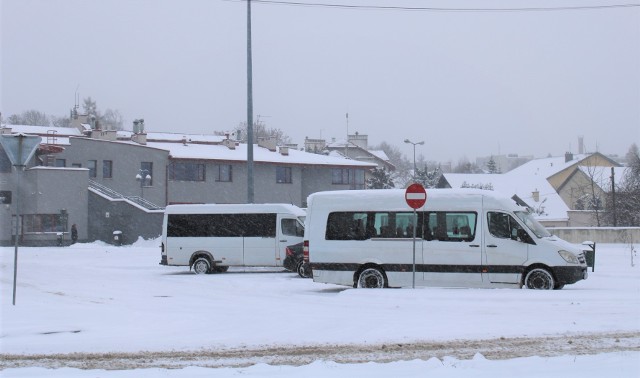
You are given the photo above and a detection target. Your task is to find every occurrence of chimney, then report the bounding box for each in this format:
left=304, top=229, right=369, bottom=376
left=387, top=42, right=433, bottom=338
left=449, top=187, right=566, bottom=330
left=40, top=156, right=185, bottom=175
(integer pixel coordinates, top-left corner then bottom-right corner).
left=131, top=133, right=147, bottom=145
left=222, top=138, right=236, bottom=150
left=578, top=136, right=584, bottom=154
left=532, top=189, right=540, bottom=202
left=565, top=152, right=573, bottom=163
left=258, top=136, right=277, bottom=152
left=279, top=146, right=289, bottom=156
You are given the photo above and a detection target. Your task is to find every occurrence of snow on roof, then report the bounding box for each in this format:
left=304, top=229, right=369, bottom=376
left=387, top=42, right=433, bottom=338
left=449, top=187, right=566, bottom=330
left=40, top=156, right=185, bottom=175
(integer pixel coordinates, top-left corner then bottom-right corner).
left=442, top=171, right=570, bottom=221
left=3, top=124, right=83, bottom=137
left=146, top=141, right=377, bottom=167
left=369, top=149, right=390, bottom=162
left=118, top=131, right=225, bottom=144
left=508, top=154, right=590, bottom=179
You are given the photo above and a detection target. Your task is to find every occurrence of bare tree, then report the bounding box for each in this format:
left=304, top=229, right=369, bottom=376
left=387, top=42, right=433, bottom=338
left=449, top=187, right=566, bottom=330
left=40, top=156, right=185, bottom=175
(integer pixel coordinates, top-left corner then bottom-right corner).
left=7, top=110, right=50, bottom=126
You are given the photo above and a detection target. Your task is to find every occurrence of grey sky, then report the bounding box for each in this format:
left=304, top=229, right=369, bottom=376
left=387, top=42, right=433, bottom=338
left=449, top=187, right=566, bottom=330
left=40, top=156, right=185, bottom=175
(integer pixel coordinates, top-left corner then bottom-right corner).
left=1, top=0, right=639, bottom=163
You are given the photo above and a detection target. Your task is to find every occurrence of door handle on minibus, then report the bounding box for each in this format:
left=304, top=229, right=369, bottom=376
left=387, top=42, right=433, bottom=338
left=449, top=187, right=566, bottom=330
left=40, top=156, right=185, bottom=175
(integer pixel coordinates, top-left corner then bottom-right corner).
left=486, top=244, right=497, bottom=248
left=280, top=239, right=287, bottom=242
left=469, top=244, right=480, bottom=248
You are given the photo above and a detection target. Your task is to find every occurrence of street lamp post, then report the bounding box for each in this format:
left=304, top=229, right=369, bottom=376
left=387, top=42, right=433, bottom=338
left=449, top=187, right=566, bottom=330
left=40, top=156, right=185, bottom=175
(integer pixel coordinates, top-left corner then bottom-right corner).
left=136, top=169, right=151, bottom=199
left=404, top=139, right=424, bottom=181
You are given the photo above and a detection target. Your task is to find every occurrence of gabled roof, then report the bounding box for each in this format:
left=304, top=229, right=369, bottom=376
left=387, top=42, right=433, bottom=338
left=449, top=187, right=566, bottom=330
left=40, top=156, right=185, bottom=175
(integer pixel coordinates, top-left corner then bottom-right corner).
left=441, top=172, right=569, bottom=221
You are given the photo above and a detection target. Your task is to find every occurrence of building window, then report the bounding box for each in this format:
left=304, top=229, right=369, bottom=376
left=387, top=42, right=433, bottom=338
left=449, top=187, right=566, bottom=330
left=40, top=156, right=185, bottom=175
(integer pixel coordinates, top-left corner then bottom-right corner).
left=169, top=162, right=205, bottom=181
left=103, top=160, right=113, bottom=178
left=215, top=165, right=232, bottom=182
left=55, top=159, right=66, bottom=167
left=276, top=166, right=292, bottom=184
left=140, top=162, right=153, bottom=186
left=22, top=214, right=67, bottom=233
left=332, top=169, right=350, bottom=185
left=87, top=160, right=97, bottom=178
left=353, top=169, right=365, bottom=189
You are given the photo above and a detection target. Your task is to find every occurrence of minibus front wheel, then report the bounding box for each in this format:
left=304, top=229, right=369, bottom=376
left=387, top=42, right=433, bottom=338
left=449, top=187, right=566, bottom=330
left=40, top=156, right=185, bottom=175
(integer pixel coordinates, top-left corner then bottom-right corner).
left=356, top=266, right=387, bottom=289
left=524, top=268, right=555, bottom=290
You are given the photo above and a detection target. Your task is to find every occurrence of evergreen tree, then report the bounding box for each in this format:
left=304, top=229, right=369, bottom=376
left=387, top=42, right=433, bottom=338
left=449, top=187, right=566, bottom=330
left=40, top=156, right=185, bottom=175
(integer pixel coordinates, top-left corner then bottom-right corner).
left=486, top=156, right=499, bottom=174
left=366, top=167, right=395, bottom=189
left=414, top=165, right=442, bottom=188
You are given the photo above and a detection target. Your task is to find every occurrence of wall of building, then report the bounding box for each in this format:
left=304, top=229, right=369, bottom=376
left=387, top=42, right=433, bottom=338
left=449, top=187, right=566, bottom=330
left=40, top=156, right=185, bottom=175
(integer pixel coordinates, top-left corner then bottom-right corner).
left=547, top=227, right=640, bottom=244
left=88, top=192, right=163, bottom=245
left=56, top=138, right=169, bottom=206
left=0, top=167, right=89, bottom=246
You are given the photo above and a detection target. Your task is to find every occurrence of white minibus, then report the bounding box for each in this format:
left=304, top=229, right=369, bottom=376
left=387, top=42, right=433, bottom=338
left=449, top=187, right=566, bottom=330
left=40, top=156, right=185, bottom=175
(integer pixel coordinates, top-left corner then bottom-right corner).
left=304, top=189, right=588, bottom=290
left=160, top=203, right=305, bottom=274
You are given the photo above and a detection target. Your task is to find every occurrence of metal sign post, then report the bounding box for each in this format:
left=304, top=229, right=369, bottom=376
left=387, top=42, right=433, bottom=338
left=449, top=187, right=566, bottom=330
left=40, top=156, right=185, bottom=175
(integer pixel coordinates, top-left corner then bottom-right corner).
left=1, top=133, right=42, bottom=305
left=405, top=183, right=427, bottom=289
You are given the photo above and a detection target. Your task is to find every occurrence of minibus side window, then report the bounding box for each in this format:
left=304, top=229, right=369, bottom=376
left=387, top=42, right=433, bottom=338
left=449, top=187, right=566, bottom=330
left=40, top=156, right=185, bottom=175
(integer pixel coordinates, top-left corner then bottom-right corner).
left=423, top=212, right=477, bottom=242
left=487, top=212, right=530, bottom=243
left=282, top=218, right=304, bottom=237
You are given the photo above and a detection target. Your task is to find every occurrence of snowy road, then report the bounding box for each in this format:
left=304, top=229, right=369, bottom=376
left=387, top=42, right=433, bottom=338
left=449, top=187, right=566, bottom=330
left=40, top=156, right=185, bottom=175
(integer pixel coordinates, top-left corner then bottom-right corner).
left=1, top=240, right=639, bottom=375
left=2, top=331, right=639, bottom=369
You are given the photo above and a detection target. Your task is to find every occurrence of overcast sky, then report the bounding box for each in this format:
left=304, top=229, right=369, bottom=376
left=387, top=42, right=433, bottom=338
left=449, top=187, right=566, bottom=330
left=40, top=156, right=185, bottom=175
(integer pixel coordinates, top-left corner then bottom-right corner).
left=1, top=0, right=639, bottom=162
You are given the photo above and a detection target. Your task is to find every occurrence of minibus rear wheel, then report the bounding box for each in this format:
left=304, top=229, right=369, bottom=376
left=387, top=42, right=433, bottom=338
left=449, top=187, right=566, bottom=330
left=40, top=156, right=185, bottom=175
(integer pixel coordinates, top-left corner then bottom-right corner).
left=524, top=268, right=555, bottom=290
left=192, top=257, right=212, bottom=274
left=356, top=266, right=387, bottom=288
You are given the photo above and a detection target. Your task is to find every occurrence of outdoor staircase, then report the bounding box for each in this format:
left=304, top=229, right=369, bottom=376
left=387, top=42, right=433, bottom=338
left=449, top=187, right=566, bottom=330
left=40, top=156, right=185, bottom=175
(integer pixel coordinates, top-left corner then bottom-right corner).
left=89, top=180, right=164, bottom=211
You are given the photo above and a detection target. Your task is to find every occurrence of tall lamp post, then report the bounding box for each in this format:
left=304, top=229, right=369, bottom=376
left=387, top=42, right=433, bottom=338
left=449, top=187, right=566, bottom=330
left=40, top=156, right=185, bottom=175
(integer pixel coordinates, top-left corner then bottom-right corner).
left=0, top=133, right=42, bottom=305
left=404, top=139, right=424, bottom=181
left=136, top=169, right=151, bottom=199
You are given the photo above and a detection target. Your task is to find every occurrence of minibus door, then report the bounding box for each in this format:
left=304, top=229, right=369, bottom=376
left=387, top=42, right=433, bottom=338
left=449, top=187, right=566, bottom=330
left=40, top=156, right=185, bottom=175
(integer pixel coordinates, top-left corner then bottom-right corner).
left=277, top=216, right=305, bottom=265
left=483, top=211, right=529, bottom=284
left=242, top=213, right=278, bottom=267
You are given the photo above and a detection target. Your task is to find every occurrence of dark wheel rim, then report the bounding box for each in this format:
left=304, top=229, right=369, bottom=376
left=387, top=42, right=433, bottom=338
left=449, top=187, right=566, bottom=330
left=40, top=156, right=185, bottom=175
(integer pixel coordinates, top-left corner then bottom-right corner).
left=525, top=269, right=554, bottom=290
left=358, top=268, right=385, bottom=288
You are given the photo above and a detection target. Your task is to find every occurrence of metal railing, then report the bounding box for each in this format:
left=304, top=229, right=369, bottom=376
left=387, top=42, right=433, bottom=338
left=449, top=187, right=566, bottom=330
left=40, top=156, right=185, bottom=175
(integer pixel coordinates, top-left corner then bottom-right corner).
left=89, top=180, right=164, bottom=211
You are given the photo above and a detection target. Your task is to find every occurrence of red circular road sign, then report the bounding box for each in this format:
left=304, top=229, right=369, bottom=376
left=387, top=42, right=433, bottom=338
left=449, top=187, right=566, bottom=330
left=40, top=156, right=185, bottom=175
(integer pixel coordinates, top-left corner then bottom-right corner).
left=405, top=183, right=427, bottom=209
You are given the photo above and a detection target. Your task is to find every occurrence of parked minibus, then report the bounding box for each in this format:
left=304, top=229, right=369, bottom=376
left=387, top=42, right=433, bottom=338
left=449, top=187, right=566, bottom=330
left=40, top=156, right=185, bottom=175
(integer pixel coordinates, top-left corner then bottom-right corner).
left=303, top=189, right=588, bottom=290
left=160, top=204, right=305, bottom=274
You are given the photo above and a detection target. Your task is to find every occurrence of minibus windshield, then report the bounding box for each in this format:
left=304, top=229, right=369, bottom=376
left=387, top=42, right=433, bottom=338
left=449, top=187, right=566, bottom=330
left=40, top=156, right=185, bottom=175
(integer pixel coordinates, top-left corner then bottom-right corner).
left=515, top=211, right=551, bottom=238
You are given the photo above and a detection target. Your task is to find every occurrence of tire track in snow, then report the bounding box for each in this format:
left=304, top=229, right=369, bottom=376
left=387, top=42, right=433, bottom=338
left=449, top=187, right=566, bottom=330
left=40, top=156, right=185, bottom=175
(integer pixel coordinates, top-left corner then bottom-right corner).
left=1, top=331, right=639, bottom=370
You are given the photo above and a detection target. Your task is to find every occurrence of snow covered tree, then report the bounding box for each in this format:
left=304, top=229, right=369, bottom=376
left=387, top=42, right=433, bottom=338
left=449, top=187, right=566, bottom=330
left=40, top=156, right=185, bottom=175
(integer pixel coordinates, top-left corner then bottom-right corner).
left=414, top=165, right=442, bottom=188
left=366, top=167, right=395, bottom=189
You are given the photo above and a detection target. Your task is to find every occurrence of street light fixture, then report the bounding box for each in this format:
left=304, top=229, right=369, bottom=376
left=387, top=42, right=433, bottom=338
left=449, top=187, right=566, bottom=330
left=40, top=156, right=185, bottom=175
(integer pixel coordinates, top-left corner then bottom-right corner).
left=136, top=169, right=151, bottom=199
left=404, top=139, right=424, bottom=181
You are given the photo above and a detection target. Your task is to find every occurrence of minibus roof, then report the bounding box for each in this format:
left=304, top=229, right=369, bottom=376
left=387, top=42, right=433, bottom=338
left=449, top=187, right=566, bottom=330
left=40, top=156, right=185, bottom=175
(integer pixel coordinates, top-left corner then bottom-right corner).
left=164, top=203, right=306, bottom=216
left=306, top=188, right=524, bottom=213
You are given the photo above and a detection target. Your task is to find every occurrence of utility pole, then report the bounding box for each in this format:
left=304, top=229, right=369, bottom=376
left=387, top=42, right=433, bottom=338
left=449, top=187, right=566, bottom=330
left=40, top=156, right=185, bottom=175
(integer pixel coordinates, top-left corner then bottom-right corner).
left=611, top=167, right=617, bottom=227
left=246, top=0, right=254, bottom=203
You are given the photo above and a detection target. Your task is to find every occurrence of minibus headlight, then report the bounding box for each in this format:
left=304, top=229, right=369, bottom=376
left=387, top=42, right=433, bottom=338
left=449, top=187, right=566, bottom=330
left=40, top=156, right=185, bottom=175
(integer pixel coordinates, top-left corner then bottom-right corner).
left=558, top=250, right=579, bottom=264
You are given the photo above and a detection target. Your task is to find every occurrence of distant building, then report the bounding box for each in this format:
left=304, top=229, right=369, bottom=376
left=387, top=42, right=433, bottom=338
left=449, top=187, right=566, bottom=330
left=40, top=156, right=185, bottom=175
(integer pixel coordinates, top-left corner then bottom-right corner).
left=305, top=132, right=396, bottom=172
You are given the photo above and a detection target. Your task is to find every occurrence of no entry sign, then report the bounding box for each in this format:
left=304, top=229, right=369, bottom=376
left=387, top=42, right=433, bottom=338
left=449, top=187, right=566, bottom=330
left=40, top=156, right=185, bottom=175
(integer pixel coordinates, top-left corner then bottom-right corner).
left=405, top=183, right=427, bottom=209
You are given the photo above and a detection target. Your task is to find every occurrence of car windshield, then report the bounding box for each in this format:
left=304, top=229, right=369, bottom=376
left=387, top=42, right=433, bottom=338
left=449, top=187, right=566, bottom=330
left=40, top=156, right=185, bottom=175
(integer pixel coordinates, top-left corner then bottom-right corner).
left=515, top=211, right=551, bottom=238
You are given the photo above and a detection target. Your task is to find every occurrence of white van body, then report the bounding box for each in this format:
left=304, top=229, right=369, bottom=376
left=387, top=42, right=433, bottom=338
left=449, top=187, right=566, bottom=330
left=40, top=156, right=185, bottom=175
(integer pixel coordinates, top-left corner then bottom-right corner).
left=304, top=189, right=588, bottom=289
left=160, top=204, right=305, bottom=274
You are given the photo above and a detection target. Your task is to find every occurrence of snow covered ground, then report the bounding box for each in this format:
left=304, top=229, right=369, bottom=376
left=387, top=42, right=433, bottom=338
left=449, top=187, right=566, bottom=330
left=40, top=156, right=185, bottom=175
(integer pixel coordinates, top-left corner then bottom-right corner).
left=1, top=239, right=639, bottom=377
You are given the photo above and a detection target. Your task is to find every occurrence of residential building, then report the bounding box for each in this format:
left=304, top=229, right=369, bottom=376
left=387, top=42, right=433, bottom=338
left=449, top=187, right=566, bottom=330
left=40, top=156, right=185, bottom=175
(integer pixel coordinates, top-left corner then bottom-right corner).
left=1, top=124, right=376, bottom=245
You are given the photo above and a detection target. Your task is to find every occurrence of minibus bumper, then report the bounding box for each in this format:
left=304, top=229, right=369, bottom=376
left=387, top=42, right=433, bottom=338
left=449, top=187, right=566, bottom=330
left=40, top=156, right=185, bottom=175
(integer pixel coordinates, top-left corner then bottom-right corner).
left=554, top=266, right=588, bottom=285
